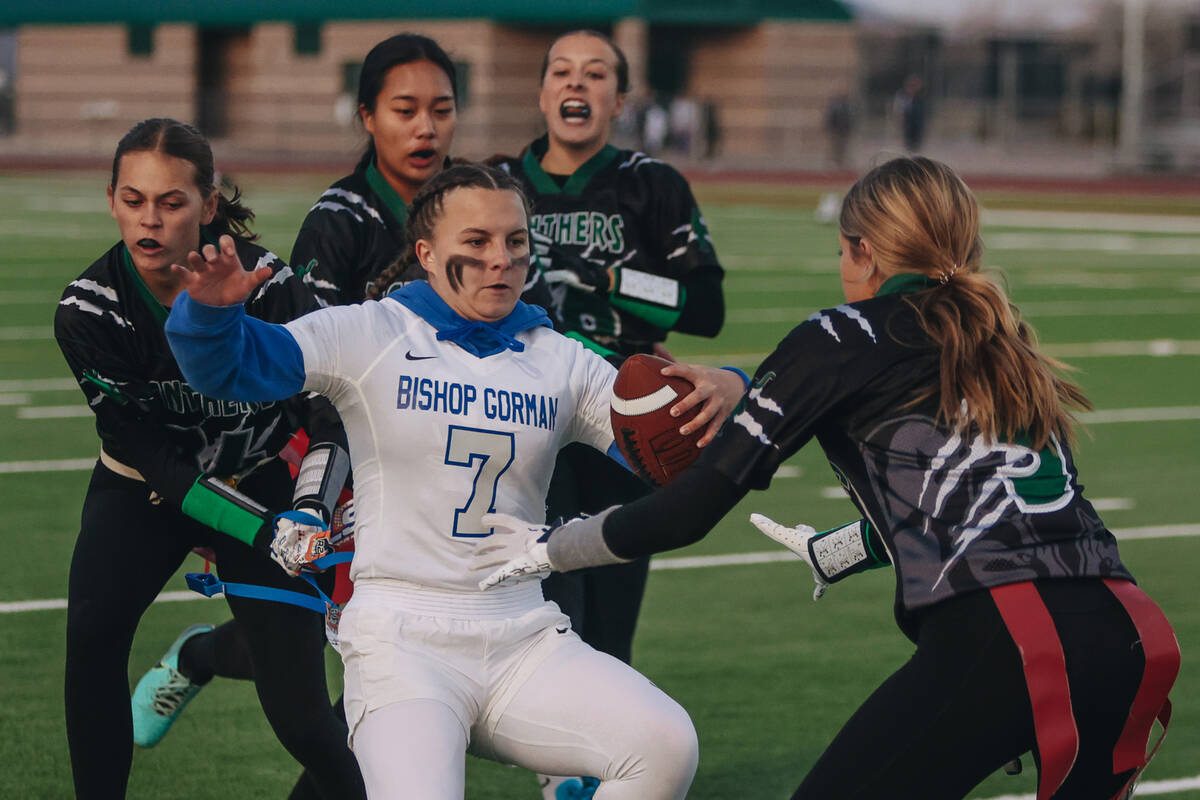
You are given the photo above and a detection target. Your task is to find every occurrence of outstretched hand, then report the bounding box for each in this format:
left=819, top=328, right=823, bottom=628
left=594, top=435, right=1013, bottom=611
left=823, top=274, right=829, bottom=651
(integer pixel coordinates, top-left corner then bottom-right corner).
left=660, top=363, right=747, bottom=447
left=170, top=234, right=272, bottom=307
left=749, top=513, right=828, bottom=601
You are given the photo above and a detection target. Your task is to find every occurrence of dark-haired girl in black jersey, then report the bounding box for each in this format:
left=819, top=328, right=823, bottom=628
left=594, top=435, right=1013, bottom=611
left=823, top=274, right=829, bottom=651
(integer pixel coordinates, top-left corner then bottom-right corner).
left=55, top=118, right=364, bottom=800
left=291, top=32, right=550, bottom=309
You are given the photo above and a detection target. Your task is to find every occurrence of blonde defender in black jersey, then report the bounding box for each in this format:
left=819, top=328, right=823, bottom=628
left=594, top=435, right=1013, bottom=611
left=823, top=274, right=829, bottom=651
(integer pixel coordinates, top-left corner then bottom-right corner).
left=290, top=33, right=551, bottom=311
left=55, top=119, right=364, bottom=800
left=495, top=32, right=726, bottom=797
left=482, top=157, right=1179, bottom=800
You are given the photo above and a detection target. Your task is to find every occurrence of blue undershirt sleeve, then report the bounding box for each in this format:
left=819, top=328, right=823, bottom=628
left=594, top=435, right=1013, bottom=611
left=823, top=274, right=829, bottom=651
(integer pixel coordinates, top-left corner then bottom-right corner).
left=606, top=441, right=634, bottom=474
left=165, top=291, right=306, bottom=402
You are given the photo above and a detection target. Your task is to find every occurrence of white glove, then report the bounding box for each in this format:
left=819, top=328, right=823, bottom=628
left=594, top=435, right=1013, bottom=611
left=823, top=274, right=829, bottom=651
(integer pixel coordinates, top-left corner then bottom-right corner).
left=749, top=513, right=828, bottom=601
left=473, top=513, right=554, bottom=590
left=270, top=510, right=334, bottom=577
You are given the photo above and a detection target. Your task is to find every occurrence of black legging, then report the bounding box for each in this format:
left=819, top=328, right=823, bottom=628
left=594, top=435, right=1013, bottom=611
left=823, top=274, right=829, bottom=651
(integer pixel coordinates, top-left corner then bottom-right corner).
left=793, top=578, right=1152, bottom=800
left=64, top=461, right=365, bottom=800
left=541, top=442, right=651, bottom=664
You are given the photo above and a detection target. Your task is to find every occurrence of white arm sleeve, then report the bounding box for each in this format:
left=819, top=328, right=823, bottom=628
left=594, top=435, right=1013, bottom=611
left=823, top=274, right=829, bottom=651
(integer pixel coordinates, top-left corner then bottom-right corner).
left=567, top=344, right=618, bottom=454
left=284, top=304, right=371, bottom=402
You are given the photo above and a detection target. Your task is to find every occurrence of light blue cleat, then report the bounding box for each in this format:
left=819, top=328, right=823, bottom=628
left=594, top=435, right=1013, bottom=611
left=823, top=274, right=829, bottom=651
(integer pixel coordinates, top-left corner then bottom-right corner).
left=556, top=776, right=600, bottom=800
left=130, top=623, right=213, bottom=747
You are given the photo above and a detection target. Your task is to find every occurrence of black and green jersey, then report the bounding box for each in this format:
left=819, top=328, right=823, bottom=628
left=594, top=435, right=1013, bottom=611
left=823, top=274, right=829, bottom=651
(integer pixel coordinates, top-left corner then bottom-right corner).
left=291, top=161, right=408, bottom=306
left=292, top=159, right=552, bottom=310
left=500, top=137, right=724, bottom=359
left=54, top=238, right=323, bottom=546
left=700, top=273, right=1132, bottom=634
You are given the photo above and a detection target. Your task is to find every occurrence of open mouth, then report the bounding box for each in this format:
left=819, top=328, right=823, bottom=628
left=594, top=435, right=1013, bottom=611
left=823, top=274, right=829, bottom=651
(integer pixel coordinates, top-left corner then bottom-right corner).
left=136, top=238, right=162, bottom=250
left=410, top=148, right=437, bottom=162
left=560, top=100, right=591, bottom=122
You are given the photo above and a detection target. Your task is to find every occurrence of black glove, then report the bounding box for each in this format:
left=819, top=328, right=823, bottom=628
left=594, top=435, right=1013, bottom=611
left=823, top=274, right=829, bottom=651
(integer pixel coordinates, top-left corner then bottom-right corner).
left=533, top=231, right=611, bottom=296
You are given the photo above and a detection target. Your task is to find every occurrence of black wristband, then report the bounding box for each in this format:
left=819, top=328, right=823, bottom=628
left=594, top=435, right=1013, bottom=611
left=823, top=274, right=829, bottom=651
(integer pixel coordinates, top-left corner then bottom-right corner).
left=807, top=521, right=886, bottom=583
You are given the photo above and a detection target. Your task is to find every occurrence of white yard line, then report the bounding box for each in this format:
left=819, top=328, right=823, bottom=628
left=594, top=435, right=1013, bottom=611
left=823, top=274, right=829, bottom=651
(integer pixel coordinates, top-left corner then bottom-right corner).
left=981, top=209, right=1200, bottom=234
left=0, top=458, right=95, bottom=474
left=1080, top=406, right=1200, bottom=423
left=976, top=773, right=1200, bottom=799
left=1112, top=524, right=1200, bottom=540
left=726, top=303, right=1200, bottom=324
left=988, top=232, right=1200, bottom=255
left=0, top=292, right=54, bottom=304
left=1021, top=300, right=1200, bottom=318
left=0, top=326, right=52, bottom=340
left=0, top=591, right=198, bottom=613
left=1044, top=340, right=1200, bottom=357
left=685, top=340, right=1200, bottom=366
left=2, top=524, right=1196, bottom=615
left=0, top=378, right=77, bottom=392
left=15, top=407, right=91, bottom=419
left=1090, top=498, right=1136, bottom=511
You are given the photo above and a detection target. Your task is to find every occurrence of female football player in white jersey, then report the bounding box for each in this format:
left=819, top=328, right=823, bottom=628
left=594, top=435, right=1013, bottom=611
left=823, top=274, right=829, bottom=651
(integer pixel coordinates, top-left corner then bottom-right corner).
left=480, top=157, right=1181, bottom=800
left=162, top=163, right=746, bottom=799
left=140, top=38, right=553, bottom=798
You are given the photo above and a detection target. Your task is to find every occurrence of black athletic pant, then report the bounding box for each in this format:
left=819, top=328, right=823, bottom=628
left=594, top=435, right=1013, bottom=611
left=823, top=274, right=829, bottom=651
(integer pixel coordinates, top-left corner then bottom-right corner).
left=793, top=578, right=1155, bottom=800
left=64, top=461, right=365, bottom=800
left=541, top=443, right=651, bottom=664
left=174, top=622, right=349, bottom=800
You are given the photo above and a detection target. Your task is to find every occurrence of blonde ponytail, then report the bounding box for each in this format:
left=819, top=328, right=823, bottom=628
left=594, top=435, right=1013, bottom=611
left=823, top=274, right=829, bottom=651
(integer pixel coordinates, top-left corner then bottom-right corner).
left=839, top=157, right=1091, bottom=447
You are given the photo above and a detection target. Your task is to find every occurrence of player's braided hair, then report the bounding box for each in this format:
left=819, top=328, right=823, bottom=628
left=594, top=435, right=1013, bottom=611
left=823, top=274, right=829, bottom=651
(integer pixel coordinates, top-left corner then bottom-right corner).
left=365, top=163, right=531, bottom=299
left=354, top=34, right=458, bottom=174
left=110, top=118, right=257, bottom=241
left=839, top=156, right=1091, bottom=448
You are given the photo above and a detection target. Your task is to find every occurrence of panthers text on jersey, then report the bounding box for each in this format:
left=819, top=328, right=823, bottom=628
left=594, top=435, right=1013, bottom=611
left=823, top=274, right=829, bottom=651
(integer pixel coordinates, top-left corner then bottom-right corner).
left=500, top=137, right=723, bottom=358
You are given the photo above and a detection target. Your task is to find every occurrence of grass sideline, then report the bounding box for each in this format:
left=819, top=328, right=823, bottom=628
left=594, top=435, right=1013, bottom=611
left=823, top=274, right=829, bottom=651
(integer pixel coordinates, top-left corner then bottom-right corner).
left=0, top=170, right=1197, bottom=798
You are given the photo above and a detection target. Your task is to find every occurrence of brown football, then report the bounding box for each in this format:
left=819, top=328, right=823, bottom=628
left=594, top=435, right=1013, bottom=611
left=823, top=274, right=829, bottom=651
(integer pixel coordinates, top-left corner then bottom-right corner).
left=611, top=354, right=702, bottom=487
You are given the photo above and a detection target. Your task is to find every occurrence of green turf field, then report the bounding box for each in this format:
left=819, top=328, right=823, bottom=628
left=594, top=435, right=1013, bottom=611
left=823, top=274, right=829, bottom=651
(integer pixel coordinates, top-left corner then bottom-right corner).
left=1, top=170, right=1197, bottom=799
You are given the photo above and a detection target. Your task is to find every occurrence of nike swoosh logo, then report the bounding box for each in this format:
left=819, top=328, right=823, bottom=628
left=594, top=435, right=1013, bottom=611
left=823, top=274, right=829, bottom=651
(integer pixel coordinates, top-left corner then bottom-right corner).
left=405, top=351, right=437, bottom=361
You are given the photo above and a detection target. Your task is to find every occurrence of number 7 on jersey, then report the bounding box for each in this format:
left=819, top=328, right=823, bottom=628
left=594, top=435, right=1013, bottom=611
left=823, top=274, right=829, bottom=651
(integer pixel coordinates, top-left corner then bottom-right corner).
left=444, top=426, right=515, bottom=537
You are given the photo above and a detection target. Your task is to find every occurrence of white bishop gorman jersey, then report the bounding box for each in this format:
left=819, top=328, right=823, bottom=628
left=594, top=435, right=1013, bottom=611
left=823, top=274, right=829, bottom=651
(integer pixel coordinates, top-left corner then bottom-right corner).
left=285, top=298, right=616, bottom=590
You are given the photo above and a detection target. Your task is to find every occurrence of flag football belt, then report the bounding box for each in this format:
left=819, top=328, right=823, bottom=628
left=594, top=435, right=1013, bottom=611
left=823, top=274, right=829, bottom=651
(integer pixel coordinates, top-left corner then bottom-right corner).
left=100, top=447, right=146, bottom=481
left=185, top=551, right=354, bottom=615
left=989, top=579, right=1179, bottom=800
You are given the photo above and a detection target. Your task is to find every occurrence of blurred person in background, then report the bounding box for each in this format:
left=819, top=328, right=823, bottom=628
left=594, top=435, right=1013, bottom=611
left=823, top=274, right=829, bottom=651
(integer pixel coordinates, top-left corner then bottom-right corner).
left=700, top=98, right=721, bottom=161
left=894, top=74, right=927, bottom=153
left=495, top=29, right=725, bottom=798
left=480, top=156, right=1180, bottom=800
left=56, top=117, right=364, bottom=800
left=824, top=93, right=853, bottom=168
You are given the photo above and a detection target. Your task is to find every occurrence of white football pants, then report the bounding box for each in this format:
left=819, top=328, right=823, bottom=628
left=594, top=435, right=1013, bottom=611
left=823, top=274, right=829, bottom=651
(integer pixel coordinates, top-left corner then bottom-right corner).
left=341, top=581, right=698, bottom=799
